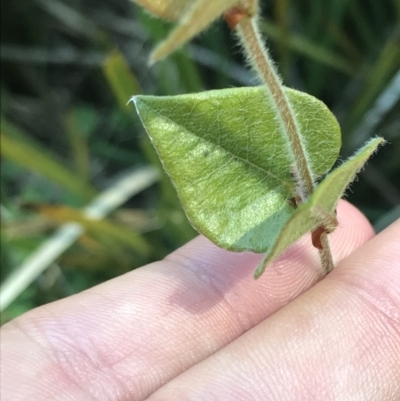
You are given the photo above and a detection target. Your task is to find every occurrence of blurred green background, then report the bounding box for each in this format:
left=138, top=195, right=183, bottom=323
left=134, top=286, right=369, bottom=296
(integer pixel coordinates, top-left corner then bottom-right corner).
left=1, top=0, right=399, bottom=323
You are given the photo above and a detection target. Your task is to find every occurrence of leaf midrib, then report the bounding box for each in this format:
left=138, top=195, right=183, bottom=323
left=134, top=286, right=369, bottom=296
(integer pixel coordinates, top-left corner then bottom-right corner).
left=140, top=100, right=294, bottom=191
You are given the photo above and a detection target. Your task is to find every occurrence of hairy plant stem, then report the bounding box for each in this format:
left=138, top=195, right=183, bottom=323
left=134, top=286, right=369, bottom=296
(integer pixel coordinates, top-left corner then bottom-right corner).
left=319, top=234, right=335, bottom=274
left=236, top=15, right=334, bottom=274
left=236, top=16, right=314, bottom=200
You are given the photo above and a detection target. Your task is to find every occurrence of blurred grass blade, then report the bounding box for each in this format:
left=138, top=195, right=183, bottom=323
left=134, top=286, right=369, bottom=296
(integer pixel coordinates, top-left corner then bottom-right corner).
left=139, top=9, right=203, bottom=93
left=0, top=44, right=106, bottom=66
left=346, top=69, right=400, bottom=153
left=188, top=44, right=251, bottom=85
left=1, top=119, right=97, bottom=201
left=273, top=0, right=291, bottom=79
left=326, top=20, right=361, bottom=62
left=103, top=50, right=142, bottom=110
left=348, top=0, right=379, bottom=48
left=260, top=20, right=357, bottom=76
left=27, top=204, right=151, bottom=255
left=35, top=0, right=98, bottom=39
left=349, top=33, right=400, bottom=127
left=65, top=110, right=90, bottom=182
left=0, top=167, right=159, bottom=311
left=170, top=49, right=203, bottom=93
left=3, top=217, right=55, bottom=238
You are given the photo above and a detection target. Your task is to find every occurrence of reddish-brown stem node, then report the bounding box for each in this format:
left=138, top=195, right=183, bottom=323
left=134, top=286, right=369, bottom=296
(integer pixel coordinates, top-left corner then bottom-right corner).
left=311, top=209, right=338, bottom=250
left=224, top=7, right=248, bottom=30
left=311, top=227, right=326, bottom=250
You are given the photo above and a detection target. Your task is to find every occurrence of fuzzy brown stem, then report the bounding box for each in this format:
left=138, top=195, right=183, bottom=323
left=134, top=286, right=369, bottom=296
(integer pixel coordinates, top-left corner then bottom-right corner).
left=236, top=15, right=335, bottom=274
left=318, top=233, right=335, bottom=274
left=236, top=16, right=315, bottom=201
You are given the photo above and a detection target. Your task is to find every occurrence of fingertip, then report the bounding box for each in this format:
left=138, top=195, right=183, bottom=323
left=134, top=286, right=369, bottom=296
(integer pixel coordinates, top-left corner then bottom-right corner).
left=329, top=200, right=375, bottom=264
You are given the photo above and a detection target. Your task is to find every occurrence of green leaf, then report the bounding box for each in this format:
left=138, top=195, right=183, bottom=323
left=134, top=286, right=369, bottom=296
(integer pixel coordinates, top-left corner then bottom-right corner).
left=133, top=86, right=341, bottom=252
left=254, top=137, right=385, bottom=278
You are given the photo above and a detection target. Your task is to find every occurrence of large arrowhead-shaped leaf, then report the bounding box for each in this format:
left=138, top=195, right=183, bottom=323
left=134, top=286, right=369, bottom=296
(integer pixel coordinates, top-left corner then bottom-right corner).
left=133, top=86, right=341, bottom=252
left=254, top=137, right=385, bottom=278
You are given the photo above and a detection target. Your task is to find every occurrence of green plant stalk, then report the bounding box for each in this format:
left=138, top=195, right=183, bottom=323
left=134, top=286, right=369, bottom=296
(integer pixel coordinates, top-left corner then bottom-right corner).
left=236, top=15, right=334, bottom=274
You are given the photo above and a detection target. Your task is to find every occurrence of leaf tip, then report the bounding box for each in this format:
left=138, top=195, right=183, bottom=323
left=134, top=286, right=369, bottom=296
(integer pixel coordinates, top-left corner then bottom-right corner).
left=371, top=136, right=387, bottom=148
left=358, top=136, right=386, bottom=155
left=348, top=136, right=386, bottom=173
left=128, top=95, right=142, bottom=107
left=148, top=53, right=158, bottom=66
left=254, top=254, right=268, bottom=279
left=150, top=45, right=168, bottom=64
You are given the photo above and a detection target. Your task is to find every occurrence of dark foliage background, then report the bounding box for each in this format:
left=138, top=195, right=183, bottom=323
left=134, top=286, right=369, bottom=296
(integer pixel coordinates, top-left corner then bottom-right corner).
left=1, top=0, right=399, bottom=322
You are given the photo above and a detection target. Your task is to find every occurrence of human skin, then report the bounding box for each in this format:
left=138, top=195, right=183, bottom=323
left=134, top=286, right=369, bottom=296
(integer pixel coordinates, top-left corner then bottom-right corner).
left=1, top=200, right=400, bottom=401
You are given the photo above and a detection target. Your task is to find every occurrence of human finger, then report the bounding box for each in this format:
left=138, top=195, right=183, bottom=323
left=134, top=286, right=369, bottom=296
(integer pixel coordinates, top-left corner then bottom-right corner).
left=0, top=201, right=374, bottom=401
left=146, top=219, right=400, bottom=401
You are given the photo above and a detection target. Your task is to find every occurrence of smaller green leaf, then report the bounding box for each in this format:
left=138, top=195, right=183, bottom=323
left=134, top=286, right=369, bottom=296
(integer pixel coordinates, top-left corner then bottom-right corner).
left=150, top=0, right=238, bottom=62
left=313, top=137, right=385, bottom=212
left=254, top=136, right=385, bottom=278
